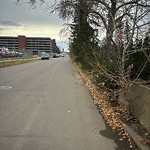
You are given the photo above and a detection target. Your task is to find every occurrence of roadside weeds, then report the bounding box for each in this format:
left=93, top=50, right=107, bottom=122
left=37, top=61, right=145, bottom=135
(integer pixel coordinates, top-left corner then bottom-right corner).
left=0, top=57, right=40, bottom=68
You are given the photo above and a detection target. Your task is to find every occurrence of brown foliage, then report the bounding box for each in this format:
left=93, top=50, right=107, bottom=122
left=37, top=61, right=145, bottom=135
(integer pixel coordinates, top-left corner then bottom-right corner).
left=75, top=62, right=137, bottom=149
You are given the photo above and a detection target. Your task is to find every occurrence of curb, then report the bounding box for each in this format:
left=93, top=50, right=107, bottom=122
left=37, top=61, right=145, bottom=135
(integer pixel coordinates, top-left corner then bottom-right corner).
left=121, top=122, right=150, bottom=150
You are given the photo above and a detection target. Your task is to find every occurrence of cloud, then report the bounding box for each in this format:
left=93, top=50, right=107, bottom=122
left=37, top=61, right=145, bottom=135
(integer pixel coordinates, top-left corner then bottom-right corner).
left=0, top=24, right=62, bottom=40
left=0, top=20, right=23, bottom=27
left=0, top=0, right=64, bottom=29
left=0, top=28, right=4, bottom=31
left=0, top=0, right=69, bottom=50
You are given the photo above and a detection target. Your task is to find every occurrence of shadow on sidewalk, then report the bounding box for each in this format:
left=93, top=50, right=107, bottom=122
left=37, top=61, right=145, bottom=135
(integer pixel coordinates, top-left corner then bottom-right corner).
left=99, top=117, right=137, bottom=150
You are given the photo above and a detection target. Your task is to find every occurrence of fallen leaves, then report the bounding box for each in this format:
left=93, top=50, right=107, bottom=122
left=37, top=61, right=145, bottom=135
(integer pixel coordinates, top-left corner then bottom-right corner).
left=140, top=138, right=150, bottom=145
left=75, top=63, right=137, bottom=149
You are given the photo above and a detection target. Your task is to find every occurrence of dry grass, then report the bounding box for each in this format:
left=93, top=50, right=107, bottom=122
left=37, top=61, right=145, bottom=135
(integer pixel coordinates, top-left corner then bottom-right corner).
left=0, top=57, right=40, bottom=68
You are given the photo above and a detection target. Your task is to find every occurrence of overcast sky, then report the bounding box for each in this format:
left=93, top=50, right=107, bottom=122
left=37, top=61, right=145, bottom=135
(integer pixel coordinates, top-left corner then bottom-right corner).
left=0, top=0, right=69, bottom=51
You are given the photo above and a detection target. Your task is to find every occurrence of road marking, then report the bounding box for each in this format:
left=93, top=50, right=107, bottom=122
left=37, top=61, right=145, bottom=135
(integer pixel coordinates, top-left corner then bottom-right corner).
left=0, top=86, right=12, bottom=90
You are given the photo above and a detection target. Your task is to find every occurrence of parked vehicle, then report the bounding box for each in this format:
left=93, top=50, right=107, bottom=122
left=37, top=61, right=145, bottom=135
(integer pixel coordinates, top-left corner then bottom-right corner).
left=53, top=53, right=59, bottom=58
left=0, top=47, right=9, bottom=58
left=41, top=52, right=49, bottom=60
left=15, top=51, right=23, bottom=57
left=57, top=53, right=64, bottom=57
left=0, top=49, right=5, bottom=58
left=8, top=50, right=15, bottom=57
left=0, top=47, right=23, bottom=58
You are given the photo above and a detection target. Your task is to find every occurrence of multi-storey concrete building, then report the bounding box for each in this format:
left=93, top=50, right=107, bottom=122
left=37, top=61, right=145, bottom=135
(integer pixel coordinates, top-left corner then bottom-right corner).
left=0, top=36, right=18, bottom=50
left=0, top=35, right=59, bottom=55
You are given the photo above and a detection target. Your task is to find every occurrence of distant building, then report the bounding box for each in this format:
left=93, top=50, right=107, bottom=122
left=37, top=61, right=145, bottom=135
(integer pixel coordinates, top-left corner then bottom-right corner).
left=0, top=35, right=59, bottom=55
left=52, top=39, right=60, bottom=53
left=0, top=36, right=18, bottom=50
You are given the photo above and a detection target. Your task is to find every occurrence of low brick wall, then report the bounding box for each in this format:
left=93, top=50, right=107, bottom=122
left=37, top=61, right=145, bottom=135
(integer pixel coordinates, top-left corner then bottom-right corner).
left=119, top=85, right=150, bottom=132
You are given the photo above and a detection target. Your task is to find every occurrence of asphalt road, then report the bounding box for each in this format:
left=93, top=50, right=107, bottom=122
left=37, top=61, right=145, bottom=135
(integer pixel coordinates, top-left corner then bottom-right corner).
left=0, top=56, right=126, bottom=150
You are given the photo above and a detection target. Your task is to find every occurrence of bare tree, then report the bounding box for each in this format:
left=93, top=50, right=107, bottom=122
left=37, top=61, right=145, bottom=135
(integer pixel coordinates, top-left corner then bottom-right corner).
left=16, top=0, right=150, bottom=107
left=84, top=0, right=150, bottom=107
